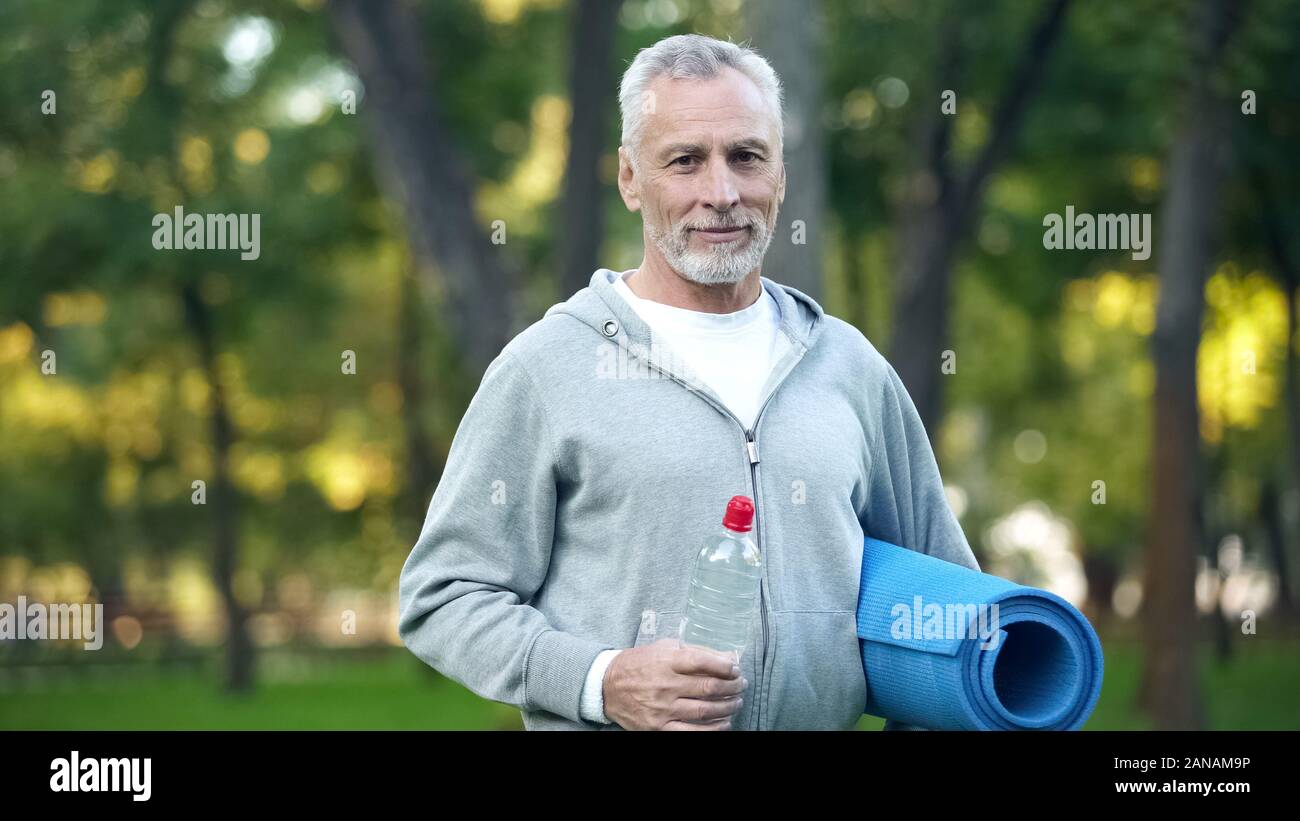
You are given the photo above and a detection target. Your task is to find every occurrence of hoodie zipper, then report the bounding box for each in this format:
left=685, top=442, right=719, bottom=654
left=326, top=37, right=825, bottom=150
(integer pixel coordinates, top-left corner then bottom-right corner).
left=592, top=276, right=813, bottom=729
left=736, top=377, right=794, bottom=731
left=657, top=349, right=804, bottom=731
left=743, top=427, right=768, bottom=732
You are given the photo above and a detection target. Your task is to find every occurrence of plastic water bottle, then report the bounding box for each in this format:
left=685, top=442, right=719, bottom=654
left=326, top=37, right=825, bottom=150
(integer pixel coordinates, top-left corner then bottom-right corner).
left=678, top=495, right=762, bottom=664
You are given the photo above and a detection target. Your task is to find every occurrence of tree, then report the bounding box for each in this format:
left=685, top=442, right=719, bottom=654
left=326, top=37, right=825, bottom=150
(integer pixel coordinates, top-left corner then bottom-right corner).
left=888, top=0, right=1072, bottom=438
left=327, top=0, right=520, bottom=378
left=557, top=0, right=625, bottom=298
left=1140, top=0, right=1245, bottom=730
left=744, top=0, right=827, bottom=300
left=1251, top=162, right=1300, bottom=621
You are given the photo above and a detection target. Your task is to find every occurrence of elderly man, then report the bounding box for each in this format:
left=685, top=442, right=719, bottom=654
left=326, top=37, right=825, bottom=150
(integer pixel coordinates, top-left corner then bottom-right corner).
left=398, top=33, right=979, bottom=731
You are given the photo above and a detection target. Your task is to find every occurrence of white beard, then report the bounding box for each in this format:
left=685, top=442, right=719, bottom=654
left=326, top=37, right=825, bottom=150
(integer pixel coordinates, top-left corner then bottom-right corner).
left=646, top=211, right=775, bottom=286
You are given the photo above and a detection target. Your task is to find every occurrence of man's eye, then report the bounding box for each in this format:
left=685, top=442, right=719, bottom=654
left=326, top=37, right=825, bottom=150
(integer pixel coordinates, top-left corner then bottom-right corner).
left=672, top=155, right=697, bottom=167
left=734, top=151, right=758, bottom=163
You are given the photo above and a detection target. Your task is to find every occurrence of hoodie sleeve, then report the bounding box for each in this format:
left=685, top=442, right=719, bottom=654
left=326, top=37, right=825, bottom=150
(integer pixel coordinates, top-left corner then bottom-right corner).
left=861, top=360, right=980, bottom=574
left=398, top=348, right=614, bottom=726
left=862, top=361, right=981, bottom=732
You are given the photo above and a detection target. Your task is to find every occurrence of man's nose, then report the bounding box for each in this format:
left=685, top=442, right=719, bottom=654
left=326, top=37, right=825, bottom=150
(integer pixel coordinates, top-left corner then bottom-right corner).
left=700, top=157, right=740, bottom=212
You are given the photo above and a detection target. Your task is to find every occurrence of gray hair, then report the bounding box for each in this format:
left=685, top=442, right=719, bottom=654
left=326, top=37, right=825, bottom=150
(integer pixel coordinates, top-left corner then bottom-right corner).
left=618, top=34, right=784, bottom=168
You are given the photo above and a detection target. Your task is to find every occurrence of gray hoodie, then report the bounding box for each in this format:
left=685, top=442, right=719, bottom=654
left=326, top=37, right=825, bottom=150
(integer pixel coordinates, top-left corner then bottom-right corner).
left=398, top=268, right=980, bottom=730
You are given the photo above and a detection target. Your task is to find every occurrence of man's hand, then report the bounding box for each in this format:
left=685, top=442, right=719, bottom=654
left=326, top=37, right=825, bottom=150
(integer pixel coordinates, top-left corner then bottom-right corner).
left=603, top=639, right=748, bottom=730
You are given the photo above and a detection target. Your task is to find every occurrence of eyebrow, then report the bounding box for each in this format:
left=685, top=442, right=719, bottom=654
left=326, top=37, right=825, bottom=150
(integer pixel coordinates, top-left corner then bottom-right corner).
left=656, top=138, right=772, bottom=162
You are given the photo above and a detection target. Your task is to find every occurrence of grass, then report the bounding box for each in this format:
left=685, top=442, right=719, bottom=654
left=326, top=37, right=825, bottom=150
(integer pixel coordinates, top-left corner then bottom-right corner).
left=0, top=649, right=519, bottom=730
left=2, top=637, right=1297, bottom=730
left=1079, top=637, right=1300, bottom=730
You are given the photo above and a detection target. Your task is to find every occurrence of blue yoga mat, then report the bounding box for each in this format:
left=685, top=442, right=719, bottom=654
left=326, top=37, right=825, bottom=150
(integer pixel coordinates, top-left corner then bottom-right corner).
left=856, top=536, right=1104, bottom=730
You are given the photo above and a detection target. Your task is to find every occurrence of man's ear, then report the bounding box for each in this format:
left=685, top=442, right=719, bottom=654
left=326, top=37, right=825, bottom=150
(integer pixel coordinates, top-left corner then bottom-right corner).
left=617, top=146, right=641, bottom=213
left=777, top=159, right=786, bottom=205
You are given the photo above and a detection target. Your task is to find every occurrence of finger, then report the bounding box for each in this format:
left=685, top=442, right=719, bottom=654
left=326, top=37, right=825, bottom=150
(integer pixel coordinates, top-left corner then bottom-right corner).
left=672, top=645, right=740, bottom=678
left=678, top=672, right=748, bottom=700
left=663, top=718, right=732, bottom=731
left=671, top=695, right=744, bottom=723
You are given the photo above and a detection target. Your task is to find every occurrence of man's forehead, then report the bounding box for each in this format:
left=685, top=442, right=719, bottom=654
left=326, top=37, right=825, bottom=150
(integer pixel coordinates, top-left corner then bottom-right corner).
left=642, top=68, right=776, bottom=142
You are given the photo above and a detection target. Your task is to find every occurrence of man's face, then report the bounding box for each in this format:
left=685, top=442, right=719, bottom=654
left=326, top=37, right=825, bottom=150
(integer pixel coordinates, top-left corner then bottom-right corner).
left=618, top=67, right=786, bottom=286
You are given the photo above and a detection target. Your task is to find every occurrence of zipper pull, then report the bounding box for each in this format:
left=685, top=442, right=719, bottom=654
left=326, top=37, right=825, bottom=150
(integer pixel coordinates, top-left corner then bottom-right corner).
left=746, top=433, right=759, bottom=465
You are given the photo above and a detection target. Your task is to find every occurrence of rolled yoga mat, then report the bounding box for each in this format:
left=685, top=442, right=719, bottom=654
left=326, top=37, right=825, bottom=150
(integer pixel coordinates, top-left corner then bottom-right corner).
left=856, top=536, right=1104, bottom=730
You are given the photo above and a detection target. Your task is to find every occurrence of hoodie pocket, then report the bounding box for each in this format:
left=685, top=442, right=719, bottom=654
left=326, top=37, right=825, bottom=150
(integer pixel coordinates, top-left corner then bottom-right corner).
left=762, top=610, right=866, bottom=730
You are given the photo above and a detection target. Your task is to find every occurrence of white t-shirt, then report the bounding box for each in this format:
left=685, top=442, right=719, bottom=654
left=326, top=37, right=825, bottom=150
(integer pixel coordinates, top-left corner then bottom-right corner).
left=610, top=269, right=782, bottom=430
left=579, top=268, right=784, bottom=724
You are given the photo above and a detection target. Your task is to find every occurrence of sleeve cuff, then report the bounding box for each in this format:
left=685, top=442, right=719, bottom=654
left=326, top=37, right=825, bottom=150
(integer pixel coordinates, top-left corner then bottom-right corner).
left=522, top=629, right=615, bottom=724
left=580, top=649, right=623, bottom=724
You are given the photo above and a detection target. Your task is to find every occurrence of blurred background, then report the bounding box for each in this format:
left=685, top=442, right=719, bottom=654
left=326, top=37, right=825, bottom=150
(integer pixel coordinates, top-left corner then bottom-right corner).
left=1, top=0, right=1298, bottom=731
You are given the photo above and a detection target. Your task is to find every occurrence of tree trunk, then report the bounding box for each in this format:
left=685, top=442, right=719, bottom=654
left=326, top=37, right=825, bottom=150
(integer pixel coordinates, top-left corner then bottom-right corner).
left=1081, top=550, right=1119, bottom=629
left=892, top=204, right=962, bottom=431
left=889, top=0, right=1071, bottom=438
left=181, top=283, right=254, bottom=694
left=1252, top=163, right=1300, bottom=619
left=143, top=0, right=253, bottom=693
left=397, top=267, right=441, bottom=531
left=558, top=0, right=624, bottom=299
left=1259, top=479, right=1295, bottom=619
left=328, top=0, right=520, bottom=377
left=745, top=0, right=827, bottom=301
left=1285, top=282, right=1300, bottom=617
left=1287, top=283, right=1300, bottom=611
left=1139, top=0, right=1244, bottom=730
left=841, top=222, right=865, bottom=331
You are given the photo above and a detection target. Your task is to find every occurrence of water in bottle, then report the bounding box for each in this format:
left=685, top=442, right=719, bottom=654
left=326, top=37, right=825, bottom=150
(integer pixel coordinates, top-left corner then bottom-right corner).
left=679, top=495, right=762, bottom=664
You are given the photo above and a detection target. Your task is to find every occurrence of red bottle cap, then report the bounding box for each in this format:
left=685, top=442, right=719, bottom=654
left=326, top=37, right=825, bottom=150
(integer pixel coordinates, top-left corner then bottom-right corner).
left=722, top=495, right=755, bottom=532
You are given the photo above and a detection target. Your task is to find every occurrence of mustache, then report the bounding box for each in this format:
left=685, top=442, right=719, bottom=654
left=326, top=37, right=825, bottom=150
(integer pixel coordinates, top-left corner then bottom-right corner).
left=680, top=217, right=755, bottom=232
